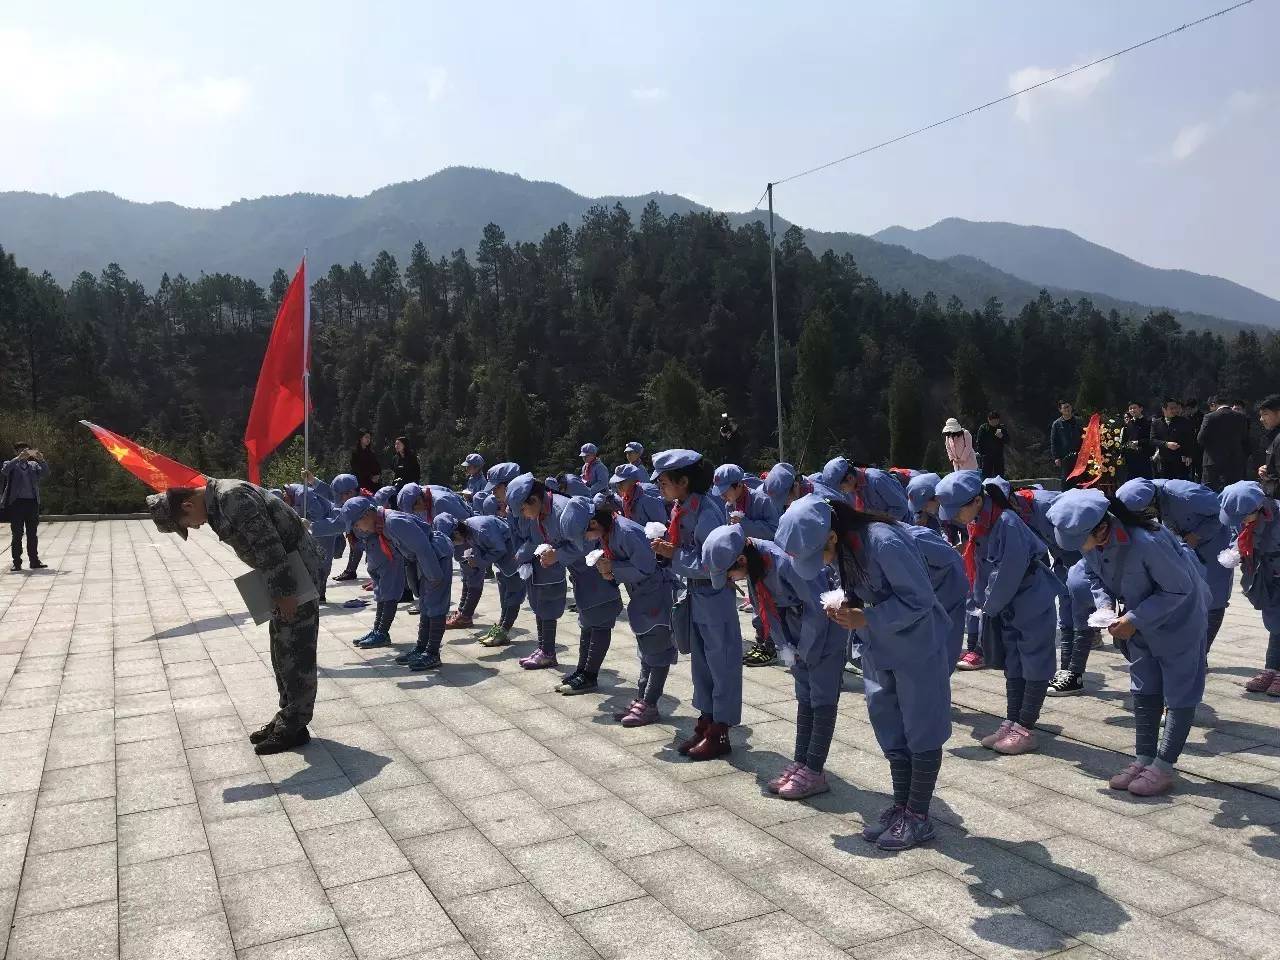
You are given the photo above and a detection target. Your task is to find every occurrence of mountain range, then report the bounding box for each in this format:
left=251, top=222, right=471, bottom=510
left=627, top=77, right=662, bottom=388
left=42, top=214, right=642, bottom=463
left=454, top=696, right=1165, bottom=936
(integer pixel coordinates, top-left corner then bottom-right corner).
left=2, top=166, right=1275, bottom=333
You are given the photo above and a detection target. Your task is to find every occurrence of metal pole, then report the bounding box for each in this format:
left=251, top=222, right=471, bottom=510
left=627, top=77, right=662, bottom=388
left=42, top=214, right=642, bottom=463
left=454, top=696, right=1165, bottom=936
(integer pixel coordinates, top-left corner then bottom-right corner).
left=301, top=253, right=311, bottom=520
left=767, top=184, right=784, bottom=463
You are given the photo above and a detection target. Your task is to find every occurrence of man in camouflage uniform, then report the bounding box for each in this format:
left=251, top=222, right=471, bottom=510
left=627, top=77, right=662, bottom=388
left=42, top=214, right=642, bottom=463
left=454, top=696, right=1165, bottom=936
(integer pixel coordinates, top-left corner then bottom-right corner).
left=147, top=478, right=324, bottom=755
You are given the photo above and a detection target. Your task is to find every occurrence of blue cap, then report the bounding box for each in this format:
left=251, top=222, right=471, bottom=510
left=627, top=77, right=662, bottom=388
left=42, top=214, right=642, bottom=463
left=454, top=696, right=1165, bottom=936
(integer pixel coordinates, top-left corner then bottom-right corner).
left=624, top=441, right=644, bottom=455
left=559, top=495, right=595, bottom=549
left=433, top=513, right=458, bottom=539
left=372, top=485, right=397, bottom=507
left=545, top=476, right=561, bottom=493
left=462, top=453, right=484, bottom=469
left=702, top=524, right=746, bottom=589
left=580, top=443, right=598, bottom=458
left=711, top=464, right=745, bottom=497
left=1115, top=478, right=1157, bottom=513
left=762, top=462, right=796, bottom=503
left=266, top=488, right=283, bottom=500
left=775, top=493, right=835, bottom=580
left=331, top=474, right=359, bottom=498
left=337, top=495, right=375, bottom=533
left=983, top=476, right=1012, bottom=499
left=610, top=463, right=647, bottom=487
left=396, top=482, right=424, bottom=512
left=862, top=469, right=910, bottom=521
left=592, top=491, right=620, bottom=513
left=905, top=472, right=940, bottom=514
left=935, top=470, right=983, bottom=523
left=1044, top=488, right=1109, bottom=551
left=506, top=473, right=538, bottom=513
left=1219, top=480, right=1267, bottom=528
left=482, top=462, right=521, bottom=495
left=284, top=483, right=306, bottom=505
left=650, top=449, right=702, bottom=481
left=819, top=457, right=851, bottom=490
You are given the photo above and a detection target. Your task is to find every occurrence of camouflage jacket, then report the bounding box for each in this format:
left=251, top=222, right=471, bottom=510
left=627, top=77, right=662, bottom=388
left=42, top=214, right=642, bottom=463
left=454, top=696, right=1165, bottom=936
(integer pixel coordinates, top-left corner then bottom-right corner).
left=204, top=478, right=324, bottom=598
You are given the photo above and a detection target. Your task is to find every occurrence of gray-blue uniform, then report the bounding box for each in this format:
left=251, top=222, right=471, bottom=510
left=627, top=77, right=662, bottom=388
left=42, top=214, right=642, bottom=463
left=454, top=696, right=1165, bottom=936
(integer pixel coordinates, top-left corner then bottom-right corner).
left=329, top=473, right=361, bottom=569
left=1219, top=482, right=1280, bottom=672
left=559, top=496, right=626, bottom=677
left=906, top=472, right=943, bottom=533
left=508, top=474, right=572, bottom=655
left=712, top=464, right=780, bottom=539
left=579, top=443, right=610, bottom=496
left=762, top=462, right=798, bottom=516
left=337, top=497, right=407, bottom=646
left=610, top=464, right=670, bottom=526
left=654, top=449, right=743, bottom=727
left=461, top=453, right=487, bottom=499
left=456, top=514, right=525, bottom=630
left=398, top=482, right=478, bottom=616
left=382, top=510, right=454, bottom=667
left=1118, top=478, right=1231, bottom=651
left=284, top=483, right=338, bottom=595
left=1048, top=489, right=1209, bottom=776
left=904, top=524, right=968, bottom=669
left=601, top=513, right=677, bottom=675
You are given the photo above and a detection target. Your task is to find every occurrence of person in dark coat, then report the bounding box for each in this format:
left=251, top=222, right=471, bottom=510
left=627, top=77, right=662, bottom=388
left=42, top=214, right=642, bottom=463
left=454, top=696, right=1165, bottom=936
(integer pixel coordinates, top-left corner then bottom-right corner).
left=1149, top=399, right=1195, bottom=481
left=2, top=443, right=48, bottom=571
left=391, top=437, right=421, bottom=490
left=974, top=411, right=1010, bottom=479
left=349, top=430, right=382, bottom=491
left=1258, top=394, right=1280, bottom=498
left=1183, top=398, right=1204, bottom=480
left=1049, top=401, right=1083, bottom=488
left=1197, top=397, right=1251, bottom=491
left=1119, top=401, right=1152, bottom=483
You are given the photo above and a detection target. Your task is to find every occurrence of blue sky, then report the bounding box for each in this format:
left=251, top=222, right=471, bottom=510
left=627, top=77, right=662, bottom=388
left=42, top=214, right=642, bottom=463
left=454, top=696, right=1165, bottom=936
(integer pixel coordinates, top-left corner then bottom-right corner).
left=1, top=1, right=1275, bottom=296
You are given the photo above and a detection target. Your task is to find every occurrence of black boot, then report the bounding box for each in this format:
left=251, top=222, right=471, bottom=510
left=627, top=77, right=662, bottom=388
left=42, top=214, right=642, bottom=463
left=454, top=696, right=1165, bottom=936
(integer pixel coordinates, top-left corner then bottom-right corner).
left=254, top=726, right=310, bottom=755
left=248, top=719, right=276, bottom=744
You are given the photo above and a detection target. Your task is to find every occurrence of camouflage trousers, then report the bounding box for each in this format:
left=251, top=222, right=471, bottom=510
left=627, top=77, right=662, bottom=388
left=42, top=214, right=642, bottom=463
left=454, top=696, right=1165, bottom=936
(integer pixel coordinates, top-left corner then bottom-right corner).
left=268, top=600, right=319, bottom=734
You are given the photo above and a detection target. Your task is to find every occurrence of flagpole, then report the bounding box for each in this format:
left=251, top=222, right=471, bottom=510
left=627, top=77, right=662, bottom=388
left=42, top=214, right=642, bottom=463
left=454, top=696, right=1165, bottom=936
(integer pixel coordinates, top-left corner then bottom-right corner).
left=301, top=252, right=311, bottom=519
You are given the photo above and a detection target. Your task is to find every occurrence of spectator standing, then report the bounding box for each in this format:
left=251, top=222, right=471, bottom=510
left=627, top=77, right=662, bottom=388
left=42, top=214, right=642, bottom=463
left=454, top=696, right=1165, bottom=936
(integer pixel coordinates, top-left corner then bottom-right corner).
left=1120, top=401, right=1153, bottom=483
left=942, top=418, right=978, bottom=472
left=1258, top=394, right=1280, bottom=498
left=349, top=430, right=381, bottom=491
left=974, top=411, right=1010, bottom=478
left=2, top=443, right=48, bottom=571
left=1184, top=398, right=1204, bottom=480
left=1197, top=396, right=1250, bottom=491
left=1049, top=401, right=1083, bottom=488
left=391, top=436, right=421, bottom=490
left=1150, top=398, right=1195, bottom=481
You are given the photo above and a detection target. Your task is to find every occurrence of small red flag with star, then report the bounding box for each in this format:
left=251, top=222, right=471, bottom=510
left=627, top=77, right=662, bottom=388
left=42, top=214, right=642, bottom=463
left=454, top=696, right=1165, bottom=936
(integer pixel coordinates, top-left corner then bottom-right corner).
left=80, top=421, right=205, bottom=492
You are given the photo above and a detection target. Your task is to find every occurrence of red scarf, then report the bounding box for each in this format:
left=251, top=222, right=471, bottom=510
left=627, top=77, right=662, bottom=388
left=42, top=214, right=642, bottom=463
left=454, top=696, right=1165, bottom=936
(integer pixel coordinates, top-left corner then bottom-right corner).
left=581, top=457, right=596, bottom=483
left=1238, top=517, right=1258, bottom=569
left=537, top=493, right=554, bottom=543
left=621, top=485, right=638, bottom=520
left=419, top=486, right=434, bottom=522
left=753, top=551, right=780, bottom=641
left=732, top=488, right=749, bottom=516
left=373, top=508, right=395, bottom=562
left=667, top=494, right=699, bottom=545
left=963, top=501, right=1003, bottom=586
left=847, top=469, right=866, bottom=511
left=600, top=529, right=614, bottom=561
left=1013, top=488, right=1036, bottom=521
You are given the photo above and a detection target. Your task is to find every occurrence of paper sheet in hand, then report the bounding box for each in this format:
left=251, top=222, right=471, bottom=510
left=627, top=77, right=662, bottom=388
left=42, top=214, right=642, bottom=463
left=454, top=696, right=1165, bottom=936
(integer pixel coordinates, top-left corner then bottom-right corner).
left=234, top=552, right=319, bottom=625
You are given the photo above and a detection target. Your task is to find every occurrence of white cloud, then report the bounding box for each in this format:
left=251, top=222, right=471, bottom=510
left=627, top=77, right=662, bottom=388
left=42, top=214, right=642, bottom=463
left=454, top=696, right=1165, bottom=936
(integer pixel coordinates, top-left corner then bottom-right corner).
left=1170, top=122, right=1211, bottom=161
left=426, top=66, right=449, bottom=103
left=630, top=86, right=668, bottom=103
left=1226, top=89, right=1263, bottom=115
left=0, top=28, right=250, bottom=123
left=1008, top=61, right=1113, bottom=122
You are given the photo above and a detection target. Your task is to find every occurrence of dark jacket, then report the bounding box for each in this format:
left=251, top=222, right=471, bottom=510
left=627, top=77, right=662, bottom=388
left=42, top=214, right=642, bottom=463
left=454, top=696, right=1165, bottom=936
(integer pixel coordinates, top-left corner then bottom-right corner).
left=1049, top=416, right=1083, bottom=463
left=1120, top=416, right=1152, bottom=481
left=1197, top=406, right=1250, bottom=490
left=204, top=479, right=324, bottom=598
left=974, top=422, right=1010, bottom=475
left=392, top=451, right=421, bottom=489
left=1149, top=416, right=1196, bottom=480
left=1262, top=424, right=1280, bottom=499
left=350, top=446, right=381, bottom=491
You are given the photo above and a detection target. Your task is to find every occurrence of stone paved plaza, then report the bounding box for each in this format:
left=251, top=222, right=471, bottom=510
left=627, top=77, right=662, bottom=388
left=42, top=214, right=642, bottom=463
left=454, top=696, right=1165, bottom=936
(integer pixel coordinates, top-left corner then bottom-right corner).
left=2, top=519, right=1280, bottom=960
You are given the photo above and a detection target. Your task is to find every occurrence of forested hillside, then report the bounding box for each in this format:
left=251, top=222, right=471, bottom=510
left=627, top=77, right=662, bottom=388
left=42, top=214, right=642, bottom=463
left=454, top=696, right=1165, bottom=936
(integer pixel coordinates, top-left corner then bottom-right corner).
left=2, top=202, right=1277, bottom=513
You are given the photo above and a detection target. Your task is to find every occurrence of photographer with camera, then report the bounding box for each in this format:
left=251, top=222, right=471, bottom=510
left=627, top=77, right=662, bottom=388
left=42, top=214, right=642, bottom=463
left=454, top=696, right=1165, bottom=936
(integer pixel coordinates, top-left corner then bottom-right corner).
left=2, top=442, right=49, bottom=571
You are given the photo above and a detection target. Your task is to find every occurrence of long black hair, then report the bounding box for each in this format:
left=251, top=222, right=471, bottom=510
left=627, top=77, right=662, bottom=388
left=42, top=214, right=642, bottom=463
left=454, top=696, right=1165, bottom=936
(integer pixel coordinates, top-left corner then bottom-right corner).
left=662, top=458, right=715, bottom=497
left=742, top=539, right=766, bottom=585
left=828, top=499, right=897, bottom=601
left=591, top=505, right=616, bottom=534
left=1105, top=495, right=1161, bottom=534
left=526, top=479, right=548, bottom=507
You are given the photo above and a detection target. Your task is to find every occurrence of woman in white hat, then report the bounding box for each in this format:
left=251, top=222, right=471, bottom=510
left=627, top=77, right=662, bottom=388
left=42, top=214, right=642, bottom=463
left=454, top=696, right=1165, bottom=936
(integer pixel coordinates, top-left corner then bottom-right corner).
left=942, top=418, right=978, bottom=472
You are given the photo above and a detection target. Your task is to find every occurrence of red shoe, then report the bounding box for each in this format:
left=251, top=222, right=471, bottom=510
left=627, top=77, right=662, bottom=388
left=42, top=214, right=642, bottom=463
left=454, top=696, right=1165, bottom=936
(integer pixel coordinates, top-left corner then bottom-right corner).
left=686, top=723, right=731, bottom=761
left=957, top=650, right=985, bottom=671
left=1245, top=670, right=1278, bottom=693
left=677, top=715, right=712, bottom=755
left=362, top=581, right=374, bottom=591
left=445, top=611, right=474, bottom=630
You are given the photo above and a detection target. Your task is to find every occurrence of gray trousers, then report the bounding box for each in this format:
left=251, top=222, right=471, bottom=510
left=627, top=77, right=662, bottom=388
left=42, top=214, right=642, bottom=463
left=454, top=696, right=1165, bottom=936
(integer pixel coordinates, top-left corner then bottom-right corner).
left=269, top=601, right=319, bottom=733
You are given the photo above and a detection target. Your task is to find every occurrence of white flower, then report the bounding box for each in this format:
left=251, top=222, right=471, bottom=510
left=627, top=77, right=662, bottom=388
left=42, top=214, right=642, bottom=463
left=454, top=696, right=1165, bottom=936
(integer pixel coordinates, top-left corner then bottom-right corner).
left=585, top=548, right=605, bottom=567
left=534, top=543, right=553, bottom=557
left=1218, top=546, right=1242, bottom=569
left=820, top=589, right=846, bottom=611
left=645, top=522, right=668, bottom=540
left=518, top=564, right=533, bottom=580
left=1087, top=608, right=1117, bottom=629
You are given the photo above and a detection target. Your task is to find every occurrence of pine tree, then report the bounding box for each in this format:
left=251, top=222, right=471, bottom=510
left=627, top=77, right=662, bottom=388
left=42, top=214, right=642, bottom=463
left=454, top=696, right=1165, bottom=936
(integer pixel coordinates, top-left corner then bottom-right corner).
left=888, top=358, right=925, bottom=467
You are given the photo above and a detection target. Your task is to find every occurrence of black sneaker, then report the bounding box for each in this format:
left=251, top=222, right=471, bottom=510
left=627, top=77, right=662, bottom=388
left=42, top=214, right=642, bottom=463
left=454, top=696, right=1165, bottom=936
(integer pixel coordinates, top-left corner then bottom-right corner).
left=10, top=562, right=19, bottom=572
left=408, top=652, right=442, bottom=671
left=396, top=644, right=428, bottom=664
left=248, top=720, right=276, bottom=744
left=844, top=660, right=863, bottom=677
left=333, top=570, right=357, bottom=582
left=1047, top=671, right=1084, bottom=697
left=253, top=726, right=311, bottom=755
left=743, top=639, right=777, bottom=667
left=29, top=560, right=47, bottom=570
left=559, top=672, right=598, bottom=696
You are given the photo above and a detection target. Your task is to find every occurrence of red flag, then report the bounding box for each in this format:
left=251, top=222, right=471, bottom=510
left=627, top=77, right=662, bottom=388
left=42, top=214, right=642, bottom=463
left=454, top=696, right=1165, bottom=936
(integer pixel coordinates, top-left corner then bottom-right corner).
left=1067, top=413, right=1104, bottom=487
left=244, top=258, right=309, bottom=483
left=81, top=421, right=204, bottom=492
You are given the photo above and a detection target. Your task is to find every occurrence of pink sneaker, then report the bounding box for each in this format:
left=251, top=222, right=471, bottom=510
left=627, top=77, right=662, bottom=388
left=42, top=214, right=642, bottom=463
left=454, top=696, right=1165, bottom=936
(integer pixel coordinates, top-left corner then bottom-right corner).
left=768, top=761, right=804, bottom=794
left=1108, top=762, right=1147, bottom=791
left=519, top=649, right=558, bottom=670
left=620, top=702, right=659, bottom=727
left=1128, top=765, right=1175, bottom=796
left=992, top=723, right=1038, bottom=755
left=613, top=699, right=644, bottom=721
left=980, top=720, right=1013, bottom=748
left=1245, top=670, right=1278, bottom=693
left=957, top=650, right=985, bottom=671
left=1268, top=676, right=1280, bottom=697
left=778, top=766, right=829, bottom=800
